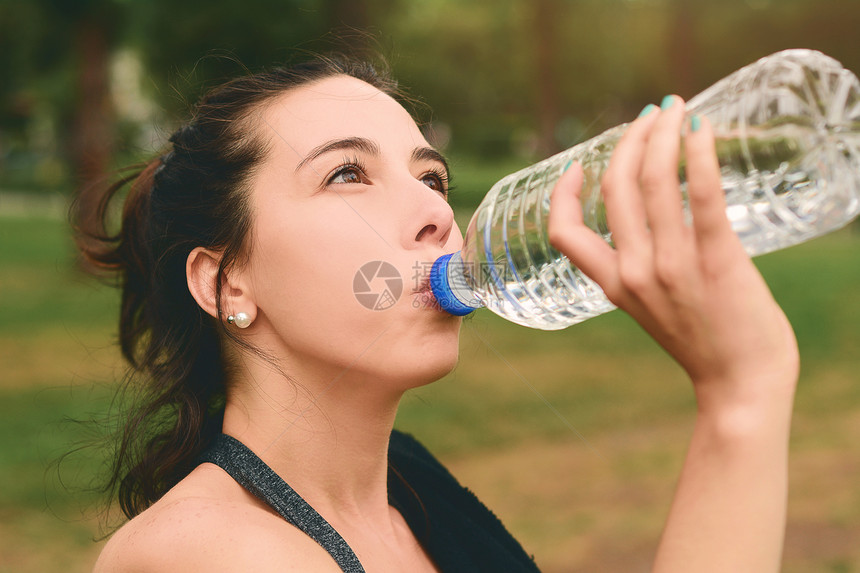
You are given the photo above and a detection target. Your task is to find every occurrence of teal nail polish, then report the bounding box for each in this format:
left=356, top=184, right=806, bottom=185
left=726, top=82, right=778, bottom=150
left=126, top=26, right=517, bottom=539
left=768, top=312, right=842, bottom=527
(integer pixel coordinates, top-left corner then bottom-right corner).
left=660, top=95, right=675, bottom=110
left=563, top=159, right=573, bottom=172
left=638, top=104, right=657, bottom=118
left=690, top=114, right=702, bottom=133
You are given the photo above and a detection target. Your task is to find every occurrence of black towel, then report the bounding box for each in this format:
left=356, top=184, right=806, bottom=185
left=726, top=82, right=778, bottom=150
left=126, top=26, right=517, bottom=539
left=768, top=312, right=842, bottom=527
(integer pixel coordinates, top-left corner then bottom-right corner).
left=388, top=430, right=541, bottom=573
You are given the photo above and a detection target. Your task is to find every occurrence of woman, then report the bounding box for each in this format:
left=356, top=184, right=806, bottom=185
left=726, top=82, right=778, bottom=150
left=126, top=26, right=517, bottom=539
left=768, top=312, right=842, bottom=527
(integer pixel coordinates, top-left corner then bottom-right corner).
left=77, top=56, right=798, bottom=572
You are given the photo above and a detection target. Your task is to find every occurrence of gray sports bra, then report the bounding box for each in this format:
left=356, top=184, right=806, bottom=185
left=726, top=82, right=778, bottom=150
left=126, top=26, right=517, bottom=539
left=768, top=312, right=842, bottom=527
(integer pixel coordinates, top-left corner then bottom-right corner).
left=197, top=434, right=365, bottom=572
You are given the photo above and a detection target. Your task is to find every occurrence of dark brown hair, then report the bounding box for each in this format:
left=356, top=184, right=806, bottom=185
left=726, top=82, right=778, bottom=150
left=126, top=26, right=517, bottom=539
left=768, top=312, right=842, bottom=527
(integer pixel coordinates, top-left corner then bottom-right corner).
left=73, top=55, right=399, bottom=520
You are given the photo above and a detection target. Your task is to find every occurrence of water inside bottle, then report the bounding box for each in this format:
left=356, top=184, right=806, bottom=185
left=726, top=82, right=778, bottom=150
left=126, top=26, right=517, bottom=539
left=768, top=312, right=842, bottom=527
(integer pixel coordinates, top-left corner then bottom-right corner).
left=464, top=121, right=859, bottom=330
left=714, top=123, right=859, bottom=255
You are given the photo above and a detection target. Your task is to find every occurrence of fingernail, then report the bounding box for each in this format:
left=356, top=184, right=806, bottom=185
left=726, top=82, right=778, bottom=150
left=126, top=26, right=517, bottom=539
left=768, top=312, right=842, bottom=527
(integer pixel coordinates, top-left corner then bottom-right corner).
left=563, top=159, right=573, bottom=172
left=690, top=114, right=702, bottom=133
left=637, top=103, right=657, bottom=118
left=660, top=95, right=675, bottom=110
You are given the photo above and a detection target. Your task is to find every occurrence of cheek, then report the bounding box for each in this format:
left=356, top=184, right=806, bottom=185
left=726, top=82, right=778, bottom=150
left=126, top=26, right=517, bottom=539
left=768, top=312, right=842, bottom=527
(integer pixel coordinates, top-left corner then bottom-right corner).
left=253, top=240, right=363, bottom=318
left=250, top=243, right=393, bottom=370
left=249, top=206, right=394, bottom=335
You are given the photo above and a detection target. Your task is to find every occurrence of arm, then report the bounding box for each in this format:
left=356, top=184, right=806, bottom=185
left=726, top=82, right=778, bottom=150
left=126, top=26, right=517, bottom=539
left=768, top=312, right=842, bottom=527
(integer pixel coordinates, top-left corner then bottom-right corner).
left=548, top=96, right=798, bottom=572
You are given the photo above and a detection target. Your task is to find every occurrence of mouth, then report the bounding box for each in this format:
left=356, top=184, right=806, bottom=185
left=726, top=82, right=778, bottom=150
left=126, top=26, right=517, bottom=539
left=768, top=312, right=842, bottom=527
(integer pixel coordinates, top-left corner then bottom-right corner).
left=413, top=274, right=431, bottom=294
left=412, top=276, right=444, bottom=312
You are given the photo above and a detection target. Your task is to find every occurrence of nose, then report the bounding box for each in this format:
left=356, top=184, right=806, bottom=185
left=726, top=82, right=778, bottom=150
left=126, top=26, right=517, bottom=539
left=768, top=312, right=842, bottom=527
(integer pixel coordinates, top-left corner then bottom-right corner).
left=404, top=180, right=457, bottom=250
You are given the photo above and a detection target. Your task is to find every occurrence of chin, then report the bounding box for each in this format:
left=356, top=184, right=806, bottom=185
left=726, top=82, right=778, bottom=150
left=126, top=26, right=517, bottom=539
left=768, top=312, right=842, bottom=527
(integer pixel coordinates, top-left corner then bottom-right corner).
left=414, top=351, right=460, bottom=387
left=413, top=326, right=462, bottom=384
left=367, top=332, right=461, bottom=389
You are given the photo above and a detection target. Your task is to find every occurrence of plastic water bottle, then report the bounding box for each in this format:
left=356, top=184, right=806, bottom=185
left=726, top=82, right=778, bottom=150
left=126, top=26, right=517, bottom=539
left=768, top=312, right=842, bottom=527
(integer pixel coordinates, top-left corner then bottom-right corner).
left=430, top=49, right=860, bottom=330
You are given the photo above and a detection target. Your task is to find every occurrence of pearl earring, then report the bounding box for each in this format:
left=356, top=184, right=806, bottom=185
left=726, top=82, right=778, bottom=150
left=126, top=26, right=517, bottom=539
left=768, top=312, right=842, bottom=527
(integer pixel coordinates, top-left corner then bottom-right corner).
left=227, top=312, right=252, bottom=329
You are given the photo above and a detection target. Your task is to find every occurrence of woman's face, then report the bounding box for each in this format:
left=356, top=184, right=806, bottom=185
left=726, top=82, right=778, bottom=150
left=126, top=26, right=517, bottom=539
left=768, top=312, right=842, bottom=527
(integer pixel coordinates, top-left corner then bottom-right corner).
left=242, top=75, right=463, bottom=389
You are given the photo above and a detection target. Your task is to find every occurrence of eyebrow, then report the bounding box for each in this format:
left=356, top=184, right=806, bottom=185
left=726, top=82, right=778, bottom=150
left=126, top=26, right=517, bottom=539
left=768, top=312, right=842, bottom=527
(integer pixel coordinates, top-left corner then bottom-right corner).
left=411, top=146, right=451, bottom=177
left=295, top=137, right=380, bottom=173
left=294, top=136, right=450, bottom=177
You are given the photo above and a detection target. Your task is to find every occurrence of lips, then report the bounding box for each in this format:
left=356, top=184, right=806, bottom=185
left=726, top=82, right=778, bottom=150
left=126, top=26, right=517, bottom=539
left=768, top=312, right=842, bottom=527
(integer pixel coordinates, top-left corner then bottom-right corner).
left=413, top=274, right=431, bottom=295
left=413, top=276, right=444, bottom=311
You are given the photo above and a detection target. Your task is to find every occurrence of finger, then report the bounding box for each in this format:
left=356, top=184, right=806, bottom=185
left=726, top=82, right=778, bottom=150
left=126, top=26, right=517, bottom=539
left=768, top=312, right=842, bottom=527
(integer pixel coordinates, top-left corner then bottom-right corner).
left=638, top=95, right=688, bottom=249
left=600, top=104, right=661, bottom=251
left=684, top=115, right=742, bottom=255
left=548, top=162, right=619, bottom=290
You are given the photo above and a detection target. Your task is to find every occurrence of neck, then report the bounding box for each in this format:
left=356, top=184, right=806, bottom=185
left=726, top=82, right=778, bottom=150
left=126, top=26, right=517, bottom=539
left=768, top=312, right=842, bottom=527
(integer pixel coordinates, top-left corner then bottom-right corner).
left=221, top=360, right=404, bottom=525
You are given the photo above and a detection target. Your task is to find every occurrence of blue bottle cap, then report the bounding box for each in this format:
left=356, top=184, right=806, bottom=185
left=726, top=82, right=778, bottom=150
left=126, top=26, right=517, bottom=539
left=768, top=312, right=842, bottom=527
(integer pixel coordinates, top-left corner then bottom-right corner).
left=430, top=253, right=479, bottom=316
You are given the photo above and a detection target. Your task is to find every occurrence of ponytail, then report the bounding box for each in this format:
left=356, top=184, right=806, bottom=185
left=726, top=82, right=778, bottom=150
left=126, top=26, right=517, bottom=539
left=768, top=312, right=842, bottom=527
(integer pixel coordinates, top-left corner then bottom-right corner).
left=73, top=156, right=228, bottom=519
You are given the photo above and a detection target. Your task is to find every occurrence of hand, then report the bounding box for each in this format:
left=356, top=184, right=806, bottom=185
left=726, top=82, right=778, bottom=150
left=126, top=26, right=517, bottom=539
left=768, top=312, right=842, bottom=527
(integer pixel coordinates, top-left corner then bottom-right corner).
left=548, top=96, right=799, bottom=415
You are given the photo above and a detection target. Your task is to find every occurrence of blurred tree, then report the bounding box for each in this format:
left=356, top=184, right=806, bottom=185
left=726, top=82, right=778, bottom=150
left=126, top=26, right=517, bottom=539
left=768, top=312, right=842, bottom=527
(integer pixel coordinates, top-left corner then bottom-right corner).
left=123, top=0, right=399, bottom=122
left=384, top=0, right=541, bottom=157
left=2, top=0, right=859, bottom=193
left=668, top=0, right=696, bottom=99
left=64, top=0, right=124, bottom=190
left=0, top=0, right=124, bottom=191
left=324, top=0, right=370, bottom=35
left=533, top=0, right=562, bottom=156
left=124, top=0, right=329, bottom=119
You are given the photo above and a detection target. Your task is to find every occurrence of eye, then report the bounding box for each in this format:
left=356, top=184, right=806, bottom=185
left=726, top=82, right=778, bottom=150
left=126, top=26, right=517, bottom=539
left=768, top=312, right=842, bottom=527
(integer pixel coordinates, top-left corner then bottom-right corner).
left=328, top=165, right=365, bottom=185
left=326, top=157, right=369, bottom=186
left=420, top=169, right=450, bottom=197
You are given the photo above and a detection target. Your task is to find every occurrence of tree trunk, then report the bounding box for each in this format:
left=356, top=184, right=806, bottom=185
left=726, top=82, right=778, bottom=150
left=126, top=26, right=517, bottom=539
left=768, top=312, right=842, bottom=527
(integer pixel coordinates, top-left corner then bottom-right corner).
left=71, top=15, right=113, bottom=191
left=534, top=0, right=561, bottom=157
left=668, top=0, right=696, bottom=99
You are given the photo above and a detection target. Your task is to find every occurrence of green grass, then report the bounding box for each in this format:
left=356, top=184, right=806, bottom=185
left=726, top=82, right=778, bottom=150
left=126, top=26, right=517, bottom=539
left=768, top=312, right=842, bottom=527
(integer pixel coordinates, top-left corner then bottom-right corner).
left=0, top=384, right=112, bottom=507
left=2, top=208, right=859, bottom=572
left=0, top=218, right=118, bottom=336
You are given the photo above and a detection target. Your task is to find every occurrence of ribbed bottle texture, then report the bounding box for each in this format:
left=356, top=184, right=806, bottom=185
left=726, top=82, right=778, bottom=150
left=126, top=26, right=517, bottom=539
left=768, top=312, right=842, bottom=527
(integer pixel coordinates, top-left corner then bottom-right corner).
left=430, top=49, right=860, bottom=330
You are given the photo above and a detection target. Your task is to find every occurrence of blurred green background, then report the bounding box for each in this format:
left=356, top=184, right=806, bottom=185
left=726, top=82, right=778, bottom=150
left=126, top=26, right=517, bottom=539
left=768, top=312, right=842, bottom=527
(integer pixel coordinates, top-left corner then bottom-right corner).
left=1, top=1, right=859, bottom=572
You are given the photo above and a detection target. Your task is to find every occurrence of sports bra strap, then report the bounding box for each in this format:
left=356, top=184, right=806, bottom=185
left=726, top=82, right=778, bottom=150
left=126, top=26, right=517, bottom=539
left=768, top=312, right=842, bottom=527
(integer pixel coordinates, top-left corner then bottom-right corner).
left=198, top=434, right=365, bottom=573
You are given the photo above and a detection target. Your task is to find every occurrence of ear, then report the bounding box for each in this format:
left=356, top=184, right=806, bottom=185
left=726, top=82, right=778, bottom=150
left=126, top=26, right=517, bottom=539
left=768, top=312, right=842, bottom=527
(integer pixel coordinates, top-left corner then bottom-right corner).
left=186, top=247, right=256, bottom=324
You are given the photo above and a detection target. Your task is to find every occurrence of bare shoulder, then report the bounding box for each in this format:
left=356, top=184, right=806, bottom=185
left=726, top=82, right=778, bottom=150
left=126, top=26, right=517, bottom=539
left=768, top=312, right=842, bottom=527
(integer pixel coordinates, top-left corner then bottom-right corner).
left=93, top=464, right=341, bottom=573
